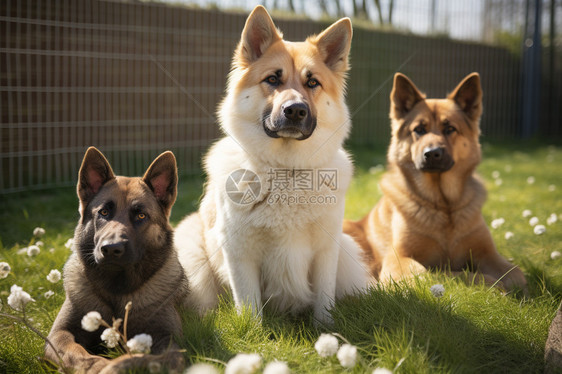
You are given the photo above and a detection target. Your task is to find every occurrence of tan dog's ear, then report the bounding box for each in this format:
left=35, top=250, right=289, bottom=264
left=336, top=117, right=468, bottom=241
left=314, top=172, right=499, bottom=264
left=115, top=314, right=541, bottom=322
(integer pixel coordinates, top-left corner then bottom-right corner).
left=448, top=72, right=483, bottom=121
left=390, top=73, right=425, bottom=120
left=313, top=17, right=352, bottom=72
left=143, top=151, right=178, bottom=217
left=237, top=6, right=281, bottom=64
left=77, top=147, right=115, bottom=216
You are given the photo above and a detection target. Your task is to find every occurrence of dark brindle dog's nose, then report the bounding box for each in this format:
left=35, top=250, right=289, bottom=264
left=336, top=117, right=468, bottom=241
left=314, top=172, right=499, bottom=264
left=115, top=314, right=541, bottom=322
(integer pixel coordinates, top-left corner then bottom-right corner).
left=101, top=241, right=128, bottom=260
left=283, top=102, right=309, bottom=122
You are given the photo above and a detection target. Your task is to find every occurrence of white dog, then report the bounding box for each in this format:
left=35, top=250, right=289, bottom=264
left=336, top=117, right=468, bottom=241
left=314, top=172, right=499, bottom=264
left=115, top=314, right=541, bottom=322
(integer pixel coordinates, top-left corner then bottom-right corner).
left=175, top=6, right=369, bottom=324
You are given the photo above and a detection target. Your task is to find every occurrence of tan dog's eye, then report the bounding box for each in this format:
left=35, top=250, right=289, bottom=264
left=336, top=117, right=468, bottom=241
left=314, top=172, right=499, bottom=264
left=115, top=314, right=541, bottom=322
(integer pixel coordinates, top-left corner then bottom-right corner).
left=306, top=78, right=320, bottom=88
left=444, top=125, right=457, bottom=135
left=413, top=125, right=427, bottom=136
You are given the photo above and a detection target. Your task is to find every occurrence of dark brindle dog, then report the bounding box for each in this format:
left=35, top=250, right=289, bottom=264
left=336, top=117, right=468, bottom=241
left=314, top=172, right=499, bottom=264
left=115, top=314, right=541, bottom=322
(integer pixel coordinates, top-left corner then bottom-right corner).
left=45, top=147, right=187, bottom=373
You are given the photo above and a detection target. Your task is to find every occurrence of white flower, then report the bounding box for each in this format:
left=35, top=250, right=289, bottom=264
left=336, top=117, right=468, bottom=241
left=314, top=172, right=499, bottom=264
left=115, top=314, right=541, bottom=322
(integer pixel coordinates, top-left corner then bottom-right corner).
left=101, top=327, right=120, bottom=348
left=504, top=165, right=512, bottom=172
left=33, top=227, right=46, bottom=237
left=522, top=209, right=532, bottom=218
left=126, top=333, right=153, bottom=354
left=184, top=363, right=220, bottom=374
left=491, top=218, right=505, bottom=229
left=225, top=353, right=262, bottom=374
left=529, top=217, right=539, bottom=226
left=549, top=185, right=556, bottom=192
left=35, top=241, right=44, bottom=247
left=494, top=178, right=503, bottom=186
left=0, top=262, right=11, bottom=279
left=372, top=369, right=393, bottom=374
left=547, top=213, right=558, bottom=225
left=27, top=245, right=40, bottom=257
left=504, top=231, right=514, bottom=240
left=263, top=361, right=291, bottom=374
left=7, top=284, right=35, bottom=311
left=337, top=344, right=358, bottom=368
left=551, top=251, right=561, bottom=260
left=46, top=269, right=61, bottom=283
left=315, top=333, right=339, bottom=357
left=534, top=225, right=546, bottom=235
left=64, top=238, right=74, bottom=250
left=527, top=176, right=535, bottom=184
left=81, top=311, right=103, bottom=332
left=430, top=284, right=445, bottom=298
left=492, top=170, right=500, bottom=179
left=44, top=290, right=55, bottom=299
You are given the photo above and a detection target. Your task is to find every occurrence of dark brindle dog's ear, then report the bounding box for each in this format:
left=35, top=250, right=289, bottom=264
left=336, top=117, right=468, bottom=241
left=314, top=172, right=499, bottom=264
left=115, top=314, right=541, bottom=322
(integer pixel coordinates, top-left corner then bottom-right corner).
left=78, top=147, right=115, bottom=215
left=237, top=6, right=282, bottom=64
left=313, top=17, right=352, bottom=72
left=448, top=72, right=483, bottom=121
left=143, top=151, right=178, bottom=217
left=390, top=73, right=426, bottom=120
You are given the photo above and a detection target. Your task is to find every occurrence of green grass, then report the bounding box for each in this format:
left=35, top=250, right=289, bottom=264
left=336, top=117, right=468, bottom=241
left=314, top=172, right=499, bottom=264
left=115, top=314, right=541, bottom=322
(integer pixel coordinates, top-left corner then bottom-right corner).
left=1, top=141, right=561, bottom=373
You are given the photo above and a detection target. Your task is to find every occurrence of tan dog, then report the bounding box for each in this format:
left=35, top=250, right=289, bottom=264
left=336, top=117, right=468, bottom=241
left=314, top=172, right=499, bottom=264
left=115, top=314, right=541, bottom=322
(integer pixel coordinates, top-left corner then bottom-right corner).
left=45, top=147, right=187, bottom=373
left=174, top=6, right=368, bottom=325
left=344, top=73, right=527, bottom=292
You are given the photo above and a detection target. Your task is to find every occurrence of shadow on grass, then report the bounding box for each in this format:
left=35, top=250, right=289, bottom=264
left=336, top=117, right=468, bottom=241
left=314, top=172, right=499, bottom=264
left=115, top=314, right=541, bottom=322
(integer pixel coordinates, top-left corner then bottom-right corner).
left=332, top=282, right=546, bottom=373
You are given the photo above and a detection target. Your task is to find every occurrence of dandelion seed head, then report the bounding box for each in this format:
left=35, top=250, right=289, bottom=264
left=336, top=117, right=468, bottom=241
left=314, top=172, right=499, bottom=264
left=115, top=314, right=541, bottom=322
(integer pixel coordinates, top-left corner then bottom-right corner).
left=548, top=185, right=556, bottom=192
left=430, top=284, right=445, bottom=298
left=44, top=290, right=55, bottom=299
left=527, top=176, right=535, bottom=184
left=495, top=178, right=503, bottom=186
left=529, top=217, right=539, bottom=226
left=81, top=311, right=103, bottom=332
left=315, top=333, right=339, bottom=357
left=522, top=209, right=532, bottom=218
left=372, top=369, right=393, bottom=374
left=0, top=262, right=11, bottom=279
left=337, top=344, right=358, bottom=368
left=35, top=241, right=44, bottom=247
left=491, top=218, right=505, bottom=229
left=547, top=213, right=558, bottom=225
left=33, top=227, right=45, bottom=237
left=101, top=327, right=120, bottom=348
left=263, top=361, right=291, bottom=374
left=504, top=231, right=514, bottom=240
left=64, top=238, right=74, bottom=250
left=47, top=269, right=61, bottom=284
left=185, top=363, right=220, bottom=374
left=126, top=333, right=153, bottom=354
left=27, top=245, right=40, bottom=257
left=551, top=251, right=561, bottom=260
left=225, top=353, right=262, bottom=374
left=504, top=165, right=512, bottom=172
left=7, top=284, right=34, bottom=311
left=534, top=225, right=546, bottom=235
left=492, top=170, right=500, bottom=179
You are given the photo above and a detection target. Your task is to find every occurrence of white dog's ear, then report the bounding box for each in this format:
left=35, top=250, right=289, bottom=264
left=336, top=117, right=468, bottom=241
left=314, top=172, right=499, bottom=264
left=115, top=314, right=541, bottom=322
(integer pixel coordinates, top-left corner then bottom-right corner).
left=238, top=6, right=282, bottom=63
left=390, top=73, right=426, bottom=120
left=313, top=18, right=352, bottom=72
left=77, top=147, right=115, bottom=215
left=448, top=72, right=483, bottom=121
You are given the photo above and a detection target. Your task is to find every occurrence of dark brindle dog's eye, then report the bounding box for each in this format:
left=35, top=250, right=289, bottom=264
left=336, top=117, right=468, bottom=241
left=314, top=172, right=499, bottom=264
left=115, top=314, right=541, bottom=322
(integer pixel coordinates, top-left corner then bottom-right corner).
left=413, top=125, right=427, bottom=135
left=137, top=213, right=146, bottom=220
left=99, top=208, right=109, bottom=217
left=265, top=75, right=280, bottom=86
left=306, top=78, right=320, bottom=88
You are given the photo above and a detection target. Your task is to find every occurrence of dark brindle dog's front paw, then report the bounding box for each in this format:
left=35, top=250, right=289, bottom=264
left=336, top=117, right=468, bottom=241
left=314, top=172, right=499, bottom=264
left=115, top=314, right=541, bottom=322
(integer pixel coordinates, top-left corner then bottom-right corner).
left=99, top=350, right=185, bottom=374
